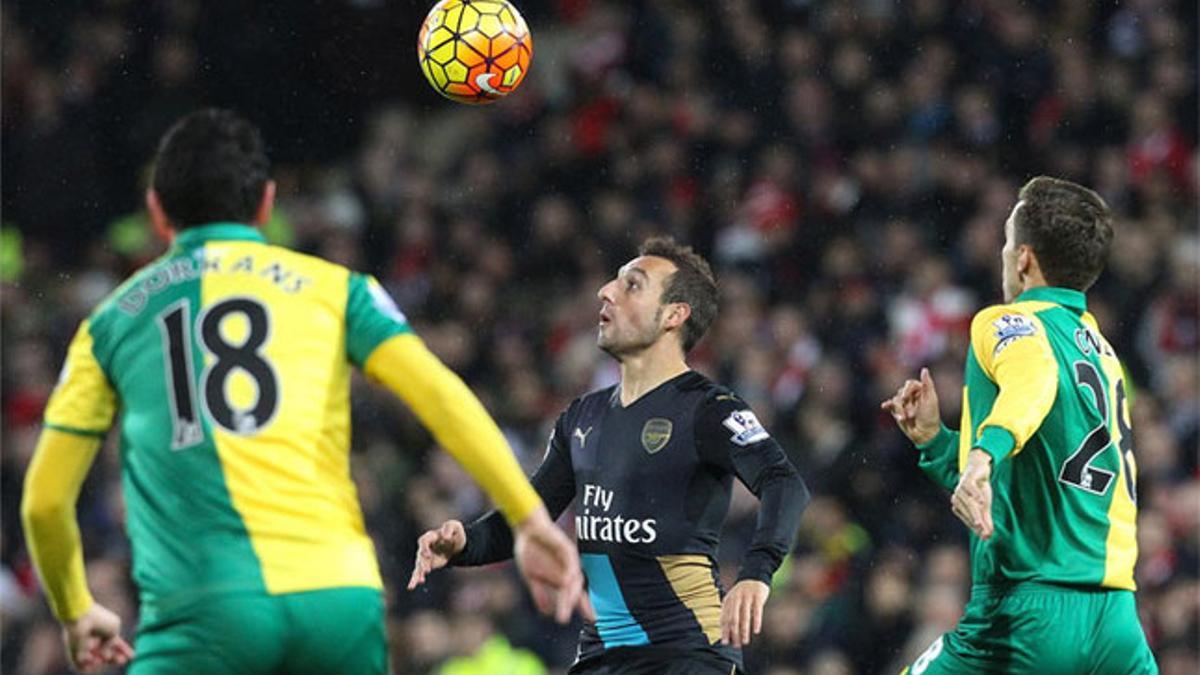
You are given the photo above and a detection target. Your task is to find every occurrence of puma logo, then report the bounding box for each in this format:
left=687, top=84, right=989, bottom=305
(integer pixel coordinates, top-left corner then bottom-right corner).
left=573, top=426, right=593, bottom=448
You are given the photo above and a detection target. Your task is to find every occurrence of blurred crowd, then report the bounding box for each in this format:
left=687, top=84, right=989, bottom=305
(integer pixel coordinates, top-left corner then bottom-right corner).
left=2, top=1, right=1197, bottom=673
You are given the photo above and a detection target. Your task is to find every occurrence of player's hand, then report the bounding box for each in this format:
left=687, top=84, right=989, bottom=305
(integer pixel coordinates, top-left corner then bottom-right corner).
left=61, top=602, right=134, bottom=673
left=720, top=579, right=770, bottom=648
left=952, top=449, right=995, bottom=540
left=407, top=519, right=467, bottom=590
left=881, top=367, right=942, bottom=446
left=513, top=507, right=593, bottom=625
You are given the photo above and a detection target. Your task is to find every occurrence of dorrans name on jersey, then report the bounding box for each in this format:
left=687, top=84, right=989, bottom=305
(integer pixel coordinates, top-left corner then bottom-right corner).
left=575, top=483, right=657, bottom=544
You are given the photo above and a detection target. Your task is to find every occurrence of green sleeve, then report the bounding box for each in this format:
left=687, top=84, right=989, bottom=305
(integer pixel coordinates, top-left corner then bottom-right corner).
left=916, top=424, right=960, bottom=491
left=974, top=426, right=1016, bottom=465
left=345, top=273, right=412, bottom=367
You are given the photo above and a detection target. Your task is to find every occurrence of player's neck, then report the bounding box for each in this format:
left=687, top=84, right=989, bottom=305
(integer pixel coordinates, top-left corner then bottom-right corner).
left=1019, top=262, right=1049, bottom=295
left=617, top=345, right=689, bottom=407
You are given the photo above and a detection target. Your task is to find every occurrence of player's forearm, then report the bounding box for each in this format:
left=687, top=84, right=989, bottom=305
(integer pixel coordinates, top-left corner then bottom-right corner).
left=738, top=465, right=809, bottom=585
left=453, top=511, right=515, bottom=566
left=365, top=335, right=542, bottom=526
left=20, top=429, right=101, bottom=621
left=454, top=440, right=577, bottom=566
left=916, top=425, right=960, bottom=491
left=976, top=366, right=1055, bottom=462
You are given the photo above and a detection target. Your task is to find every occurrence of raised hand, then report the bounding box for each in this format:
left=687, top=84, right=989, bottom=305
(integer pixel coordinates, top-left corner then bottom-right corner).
left=407, top=519, right=467, bottom=590
left=512, top=507, right=593, bottom=625
left=881, top=367, right=942, bottom=446
left=62, top=602, right=134, bottom=673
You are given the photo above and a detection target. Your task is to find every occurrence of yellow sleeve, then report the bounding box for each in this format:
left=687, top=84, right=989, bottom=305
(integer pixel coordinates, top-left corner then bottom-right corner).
left=44, top=321, right=117, bottom=436
left=363, top=334, right=542, bottom=526
left=20, top=428, right=102, bottom=621
left=971, top=305, right=1059, bottom=461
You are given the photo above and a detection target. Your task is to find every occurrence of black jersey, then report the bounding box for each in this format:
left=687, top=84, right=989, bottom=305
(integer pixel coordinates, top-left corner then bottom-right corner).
left=453, top=371, right=810, bottom=669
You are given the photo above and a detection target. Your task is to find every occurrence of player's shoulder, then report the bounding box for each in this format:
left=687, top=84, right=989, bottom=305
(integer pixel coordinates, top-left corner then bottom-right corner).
left=90, top=251, right=181, bottom=325
left=683, top=374, right=773, bottom=447
left=969, top=301, right=1048, bottom=343
left=676, top=371, right=752, bottom=413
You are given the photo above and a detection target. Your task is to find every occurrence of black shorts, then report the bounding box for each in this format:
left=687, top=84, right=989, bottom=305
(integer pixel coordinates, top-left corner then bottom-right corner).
left=569, top=646, right=740, bottom=675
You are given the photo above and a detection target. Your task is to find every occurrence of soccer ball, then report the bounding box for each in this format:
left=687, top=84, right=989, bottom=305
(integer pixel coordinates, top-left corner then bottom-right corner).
left=417, top=0, right=533, bottom=104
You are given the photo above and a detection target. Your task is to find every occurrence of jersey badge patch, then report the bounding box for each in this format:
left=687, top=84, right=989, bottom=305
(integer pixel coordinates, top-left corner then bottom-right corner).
left=992, top=314, right=1037, bottom=356
left=723, top=410, right=769, bottom=446
left=641, top=418, right=673, bottom=454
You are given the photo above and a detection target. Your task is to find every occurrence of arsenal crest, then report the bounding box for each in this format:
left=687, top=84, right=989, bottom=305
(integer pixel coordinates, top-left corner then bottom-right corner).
left=641, top=418, right=673, bottom=454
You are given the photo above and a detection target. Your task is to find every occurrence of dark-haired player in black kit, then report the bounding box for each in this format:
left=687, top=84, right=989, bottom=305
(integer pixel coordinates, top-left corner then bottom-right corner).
left=409, top=238, right=811, bottom=674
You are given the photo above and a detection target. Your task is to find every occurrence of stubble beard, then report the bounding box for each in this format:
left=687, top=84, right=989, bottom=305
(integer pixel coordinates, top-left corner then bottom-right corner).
left=597, top=308, right=664, bottom=361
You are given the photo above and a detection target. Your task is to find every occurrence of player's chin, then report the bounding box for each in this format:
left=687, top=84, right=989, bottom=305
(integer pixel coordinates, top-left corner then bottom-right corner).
left=597, top=330, right=618, bottom=352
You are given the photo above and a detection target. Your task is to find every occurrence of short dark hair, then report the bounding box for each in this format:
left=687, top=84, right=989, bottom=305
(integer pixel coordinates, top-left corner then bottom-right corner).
left=639, top=237, right=718, bottom=353
left=151, top=109, right=270, bottom=228
left=1014, top=176, right=1113, bottom=292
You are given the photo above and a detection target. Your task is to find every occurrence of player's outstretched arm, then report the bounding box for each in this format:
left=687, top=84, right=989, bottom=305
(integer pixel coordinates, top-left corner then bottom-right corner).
left=409, top=419, right=578, bottom=577
left=406, top=510, right=593, bottom=623
left=365, top=335, right=588, bottom=623
left=22, top=429, right=135, bottom=672
left=365, top=335, right=545, bottom=526
left=882, top=368, right=961, bottom=491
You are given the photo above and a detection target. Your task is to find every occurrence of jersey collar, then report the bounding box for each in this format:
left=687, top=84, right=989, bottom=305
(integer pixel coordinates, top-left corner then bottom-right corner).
left=172, top=222, right=266, bottom=249
left=1017, top=286, right=1087, bottom=313
left=610, top=370, right=699, bottom=410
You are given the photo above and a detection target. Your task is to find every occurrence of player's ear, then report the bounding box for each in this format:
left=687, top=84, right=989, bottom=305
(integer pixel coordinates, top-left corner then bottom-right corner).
left=146, top=189, right=174, bottom=243
left=253, top=180, right=277, bottom=227
left=1017, top=244, right=1036, bottom=280
left=663, top=302, right=691, bottom=331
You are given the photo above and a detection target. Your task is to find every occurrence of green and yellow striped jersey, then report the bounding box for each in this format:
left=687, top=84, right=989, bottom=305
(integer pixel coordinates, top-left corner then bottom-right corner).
left=917, top=287, right=1138, bottom=590
left=44, top=223, right=410, bottom=612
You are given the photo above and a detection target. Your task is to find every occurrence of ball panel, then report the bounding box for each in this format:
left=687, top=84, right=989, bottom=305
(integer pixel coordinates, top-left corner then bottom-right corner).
left=460, top=31, right=492, bottom=60
left=501, top=64, right=522, bottom=87
left=427, top=61, right=450, bottom=90
left=445, top=60, right=468, bottom=84
left=477, top=14, right=503, bottom=38
left=455, top=39, right=486, bottom=68
left=428, top=26, right=455, bottom=50
left=429, top=41, right=456, bottom=65
left=442, top=5, right=464, bottom=31
left=445, top=82, right=478, bottom=98
left=459, top=4, right=481, bottom=30
left=473, top=1, right=505, bottom=15
left=493, top=45, right=520, bottom=70
left=489, top=33, right=517, bottom=57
